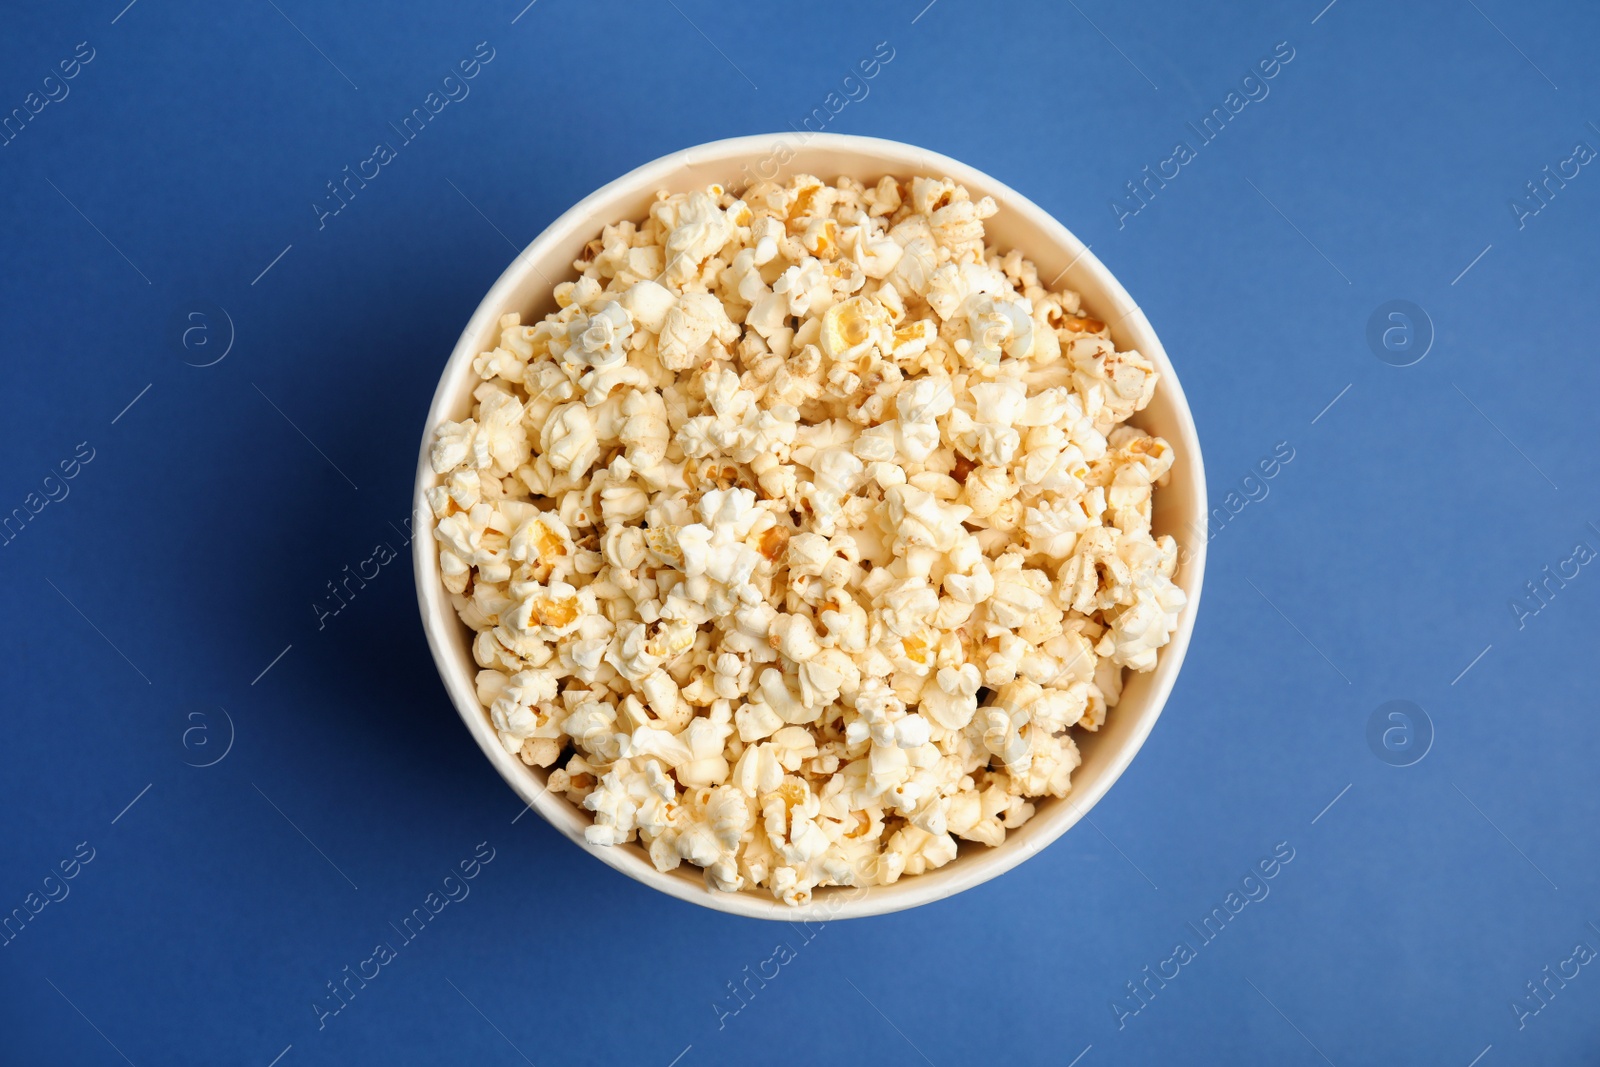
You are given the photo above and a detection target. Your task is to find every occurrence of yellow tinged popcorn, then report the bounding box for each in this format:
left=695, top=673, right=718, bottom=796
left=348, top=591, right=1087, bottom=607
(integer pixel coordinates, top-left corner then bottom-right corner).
left=528, top=593, right=578, bottom=629
left=819, top=295, right=890, bottom=360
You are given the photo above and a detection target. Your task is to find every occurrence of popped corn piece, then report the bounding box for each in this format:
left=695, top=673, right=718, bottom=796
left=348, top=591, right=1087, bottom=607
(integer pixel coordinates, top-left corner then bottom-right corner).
left=565, top=301, right=634, bottom=371
left=658, top=292, right=738, bottom=370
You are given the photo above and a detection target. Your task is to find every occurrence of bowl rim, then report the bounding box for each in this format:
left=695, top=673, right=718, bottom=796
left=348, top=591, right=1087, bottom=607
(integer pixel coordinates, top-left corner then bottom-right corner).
left=412, top=132, right=1207, bottom=920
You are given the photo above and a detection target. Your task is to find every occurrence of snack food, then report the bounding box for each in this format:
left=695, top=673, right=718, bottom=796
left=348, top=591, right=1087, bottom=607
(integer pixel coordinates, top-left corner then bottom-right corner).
left=427, top=173, right=1185, bottom=905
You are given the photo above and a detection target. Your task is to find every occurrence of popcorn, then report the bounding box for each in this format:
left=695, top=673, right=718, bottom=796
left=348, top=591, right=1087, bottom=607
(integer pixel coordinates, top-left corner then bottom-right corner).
left=648, top=783, right=752, bottom=892
left=655, top=188, right=736, bottom=285
left=819, top=295, right=893, bottom=361
left=658, top=293, right=738, bottom=370
left=566, top=302, right=634, bottom=371
left=540, top=403, right=600, bottom=479
left=885, top=485, right=970, bottom=554
left=431, top=173, right=1183, bottom=904
left=920, top=664, right=982, bottom=731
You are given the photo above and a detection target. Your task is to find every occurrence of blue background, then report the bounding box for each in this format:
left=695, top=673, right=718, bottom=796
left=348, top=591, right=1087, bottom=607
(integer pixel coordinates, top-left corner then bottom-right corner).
left=2, top=0, right=1597, bottom=1063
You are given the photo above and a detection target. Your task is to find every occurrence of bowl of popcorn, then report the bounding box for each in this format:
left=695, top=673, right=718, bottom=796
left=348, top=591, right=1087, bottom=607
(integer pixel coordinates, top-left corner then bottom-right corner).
left=414, top=134, right=1205, bottom=919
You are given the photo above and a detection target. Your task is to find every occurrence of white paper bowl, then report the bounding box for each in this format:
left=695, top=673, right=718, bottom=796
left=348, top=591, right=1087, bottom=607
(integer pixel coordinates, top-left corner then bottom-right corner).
left=414, top=133, right=1206, bottom=920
